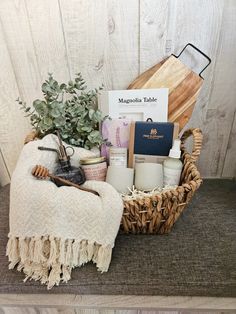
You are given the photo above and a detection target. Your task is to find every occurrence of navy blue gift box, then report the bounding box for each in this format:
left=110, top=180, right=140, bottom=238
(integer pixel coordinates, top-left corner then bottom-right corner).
left=128, top=121, right=179, bottom=168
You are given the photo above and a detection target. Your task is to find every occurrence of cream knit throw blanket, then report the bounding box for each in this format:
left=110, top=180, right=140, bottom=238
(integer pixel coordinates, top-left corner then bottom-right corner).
left=6, top=134, right=123, bottom=289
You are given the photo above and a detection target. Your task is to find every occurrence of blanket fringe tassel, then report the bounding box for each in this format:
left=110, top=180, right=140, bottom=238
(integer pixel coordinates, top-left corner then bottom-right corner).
left=6, top=235, right=112, bottom=289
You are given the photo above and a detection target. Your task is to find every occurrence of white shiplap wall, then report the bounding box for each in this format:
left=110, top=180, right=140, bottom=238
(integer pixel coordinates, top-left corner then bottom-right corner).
left=0, top=0, right=235, bottom=186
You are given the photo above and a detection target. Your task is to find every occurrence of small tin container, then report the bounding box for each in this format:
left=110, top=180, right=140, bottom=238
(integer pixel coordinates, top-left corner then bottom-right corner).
left=80, top=156, right=107, bottom=181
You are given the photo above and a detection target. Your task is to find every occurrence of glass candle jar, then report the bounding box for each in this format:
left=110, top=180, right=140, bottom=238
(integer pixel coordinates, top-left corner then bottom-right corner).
left=80, top=157, right=107, bottom=181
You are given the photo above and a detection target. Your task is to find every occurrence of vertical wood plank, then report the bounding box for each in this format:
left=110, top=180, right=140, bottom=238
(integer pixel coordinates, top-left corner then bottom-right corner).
left=0, top=307, right=37, bottom=314
left=196, top=0, right=236, bottom=177
left=24, top=0, right=71, bottom=82
left=140, top=0, right=169, bottom=72
left=98, top=311, right=115, bottom=314
left=169, top=0, right=224, bottom=76
left=141, top=311, right=178, bottom=314
left=38, top=308, right=59, bottom=314
left=59, top=0, right=111, bottom=89
left=0, top=0, right=42, bottom=104
left=0, top=22, right=30, bottom=176
left=0, top=0, right=71, bottom=176
left=75, top=310, right=98, bottom=314
left=115, top=311, right=138, bottom=314
left=179, top=312, right=221, bottom=314
left=59, top=0, right=139, bottom=90
left=0, top=0, right=42, bottom=176
left=106, top=0, right=139, bottom=89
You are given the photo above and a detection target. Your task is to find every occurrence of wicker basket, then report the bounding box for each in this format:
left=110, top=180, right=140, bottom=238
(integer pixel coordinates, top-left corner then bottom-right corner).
left=25, top=128, right=203, bottom=235
left=122, top=128, right=203, bottom=234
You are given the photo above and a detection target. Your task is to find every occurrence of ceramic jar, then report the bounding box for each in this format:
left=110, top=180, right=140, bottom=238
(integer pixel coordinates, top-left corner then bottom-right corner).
left=80, top=157, right=107, bottom=181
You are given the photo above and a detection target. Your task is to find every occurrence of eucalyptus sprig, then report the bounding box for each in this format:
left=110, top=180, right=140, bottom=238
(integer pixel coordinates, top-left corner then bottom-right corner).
left=17, top=73, right=106, bottom=150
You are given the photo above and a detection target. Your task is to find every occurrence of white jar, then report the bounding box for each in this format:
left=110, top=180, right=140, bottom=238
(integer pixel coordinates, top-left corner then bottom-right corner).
left=163, top=157, right=182, bottom=186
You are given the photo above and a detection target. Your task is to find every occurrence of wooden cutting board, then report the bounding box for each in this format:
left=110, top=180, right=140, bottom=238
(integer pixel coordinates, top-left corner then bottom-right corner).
left=128, top=55, right=204, bottom=130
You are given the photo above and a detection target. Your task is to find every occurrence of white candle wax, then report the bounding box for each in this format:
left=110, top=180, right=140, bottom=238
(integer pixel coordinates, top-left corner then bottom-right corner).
left=135, top=163, right=163, bottom=191
left=106, top=166, right=134, bottom=194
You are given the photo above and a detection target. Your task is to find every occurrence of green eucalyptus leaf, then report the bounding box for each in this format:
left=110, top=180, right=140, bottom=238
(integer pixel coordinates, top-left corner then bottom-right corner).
left=87, top=135, right=94, bottom=143
left=54, top=116, right=66, bottom=127
left=42, top=83, right=48, bottom=93
left=82, top=111, right=88, bottom=119
left=50, top=108, right=61, bottom=118
left=30, top=113, right=38, bottom=121
left=89, top=109, right=95, bottom=119
left=90, top=130, right=100, bottom=137
left=43, top=117, right=53, bottom=126
left=68, top=80, right=74, bottom=86
left=33, top=99, right=42, bottom=107
left=50, top=101, right=59, bottom=109
left=61, top=133, right=69, bottom=139
left=33, top=100, right=48, bottom=115
left=60, top=83, right=67, bottom=90
left=69, top=138, right=76, bottom=145
left=19, top=73, right=106, bottom=149
left=38, top=120, right=48, bottom=131
left=81, top=126, right=92, bottom=132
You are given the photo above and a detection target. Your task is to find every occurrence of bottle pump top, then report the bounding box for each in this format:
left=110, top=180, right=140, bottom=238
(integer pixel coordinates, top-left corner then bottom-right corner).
left=169, top=139, right=181, bottom=159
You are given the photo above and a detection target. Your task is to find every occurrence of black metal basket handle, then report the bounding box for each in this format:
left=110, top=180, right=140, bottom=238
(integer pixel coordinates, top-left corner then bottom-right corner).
left=172, top=43, right=211, bottom=79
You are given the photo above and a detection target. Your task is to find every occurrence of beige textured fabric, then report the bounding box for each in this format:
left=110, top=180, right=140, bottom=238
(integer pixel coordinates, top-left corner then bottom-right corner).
left=6, top=134, right=123, bottom=289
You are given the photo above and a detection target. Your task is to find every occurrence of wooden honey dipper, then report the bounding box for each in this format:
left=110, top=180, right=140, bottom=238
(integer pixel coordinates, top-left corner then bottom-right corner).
left=32, top=165, right=99, bottom=196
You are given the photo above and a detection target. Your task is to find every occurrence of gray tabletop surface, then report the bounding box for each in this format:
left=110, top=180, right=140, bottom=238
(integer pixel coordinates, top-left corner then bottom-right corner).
left=0, top=179, right=235, bottom=296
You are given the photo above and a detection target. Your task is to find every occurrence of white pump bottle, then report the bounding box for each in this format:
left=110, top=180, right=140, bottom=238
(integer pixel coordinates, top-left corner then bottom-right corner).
left=163, top=139, right=183, bottom=186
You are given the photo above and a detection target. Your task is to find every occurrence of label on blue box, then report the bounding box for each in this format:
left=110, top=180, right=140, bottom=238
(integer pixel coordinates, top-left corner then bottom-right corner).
left=134, top=122, right=174, bottom=156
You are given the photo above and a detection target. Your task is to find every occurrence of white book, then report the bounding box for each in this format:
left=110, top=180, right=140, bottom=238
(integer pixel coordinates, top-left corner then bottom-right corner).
left=98, top=88, right=168, bottom=122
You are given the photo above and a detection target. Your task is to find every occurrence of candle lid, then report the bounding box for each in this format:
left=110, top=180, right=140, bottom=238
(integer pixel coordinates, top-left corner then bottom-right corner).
left=80, top=156, right=106, bottom=165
